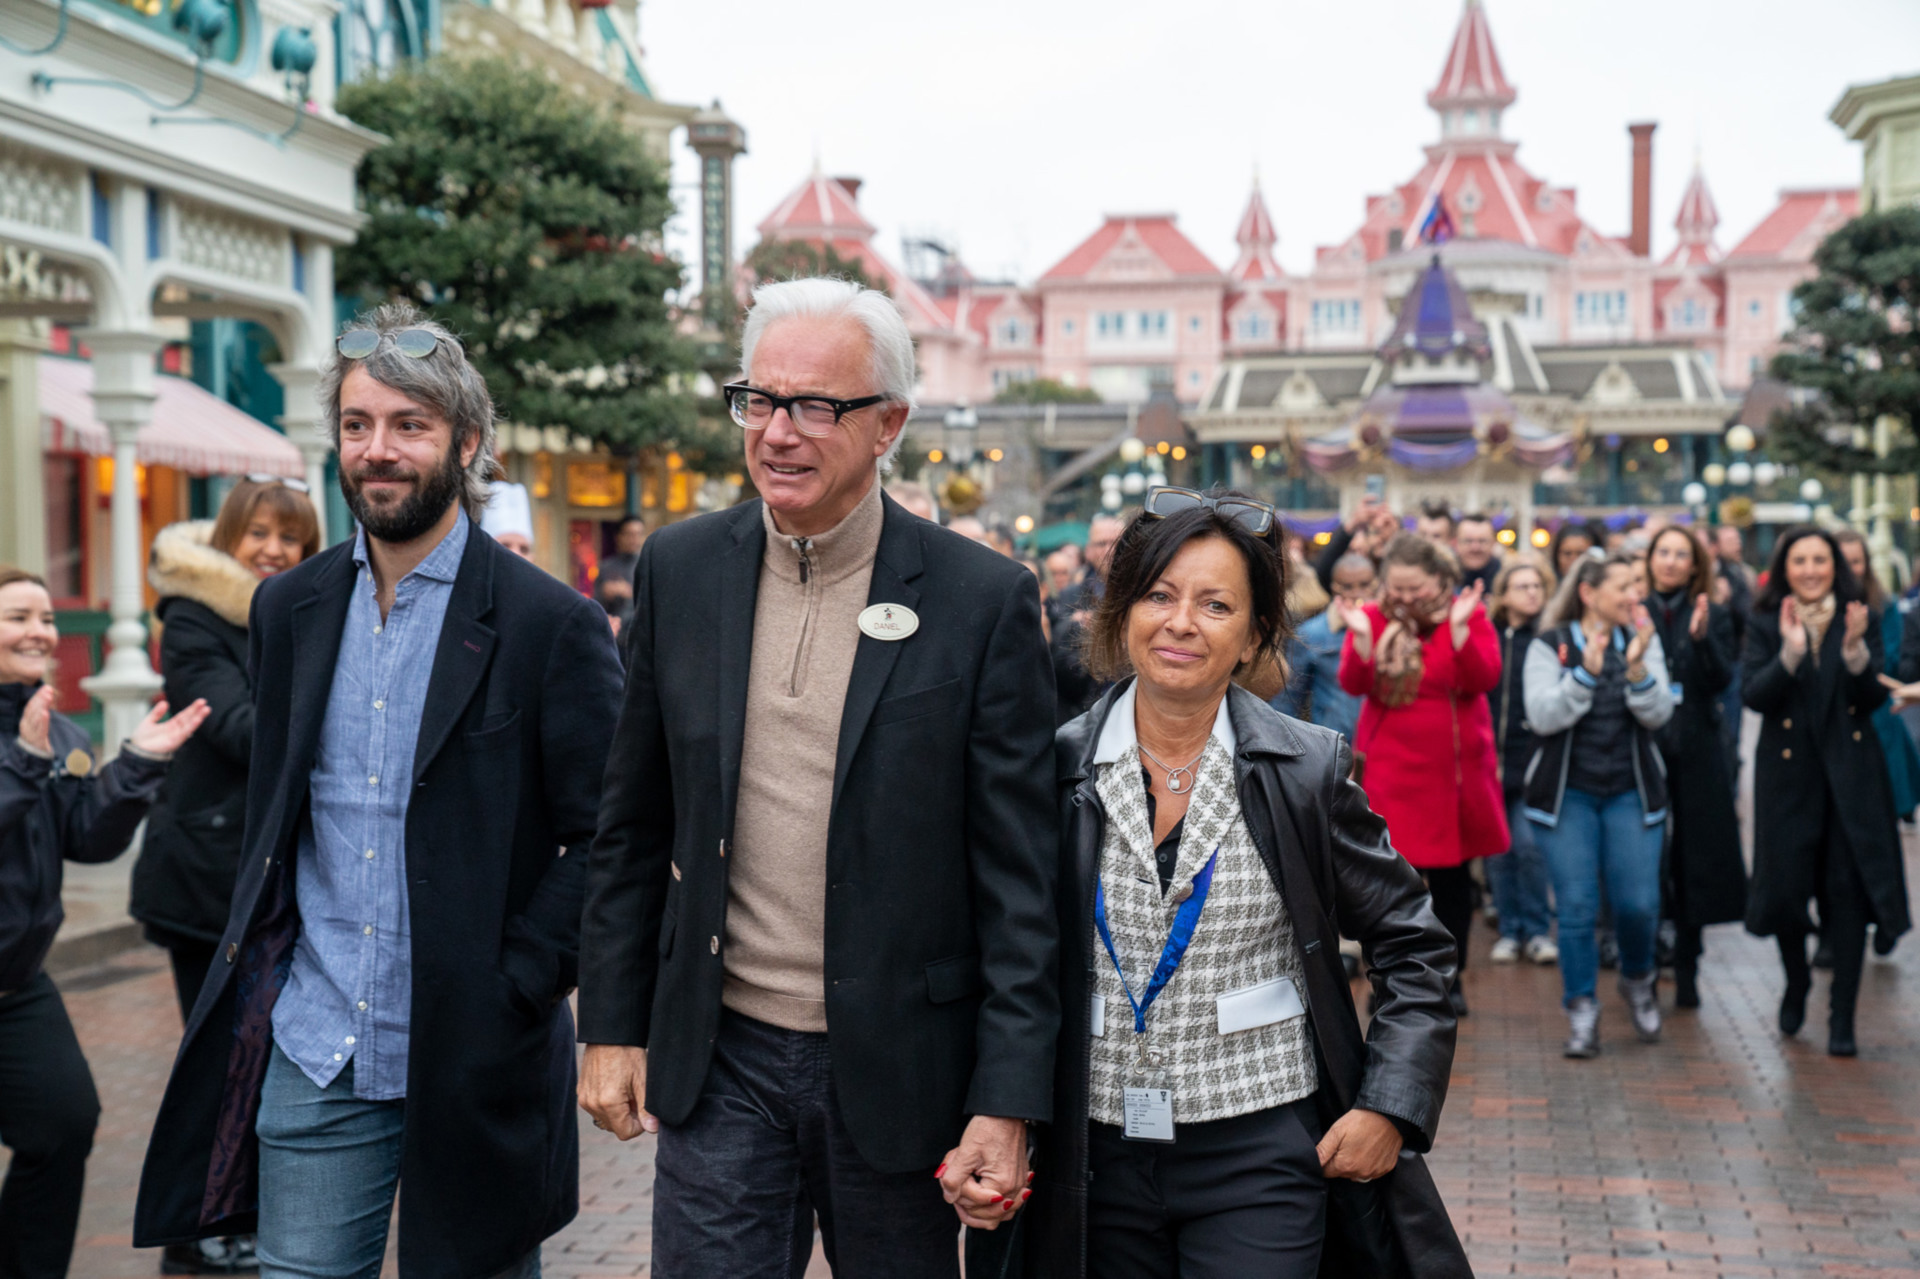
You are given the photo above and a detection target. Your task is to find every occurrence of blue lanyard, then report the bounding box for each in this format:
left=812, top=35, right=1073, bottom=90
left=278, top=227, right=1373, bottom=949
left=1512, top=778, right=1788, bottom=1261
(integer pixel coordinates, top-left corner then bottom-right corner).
left=1094, top=849, right=1220, bottom=1035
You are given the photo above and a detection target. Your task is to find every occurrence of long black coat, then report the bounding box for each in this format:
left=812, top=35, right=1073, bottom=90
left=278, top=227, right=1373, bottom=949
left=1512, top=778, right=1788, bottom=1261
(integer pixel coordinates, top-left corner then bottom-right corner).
left=999, top=682, right=1468, bottom=1279
left=133, top=522, right=259, bottom=944
left=1742, top=606, right=1912, bottom=941
left=579, top=492, right=1061, bottom=1172
left=1645, top=592, right=1747, bottom=929
left=133, top=528, right=625, bottom=1277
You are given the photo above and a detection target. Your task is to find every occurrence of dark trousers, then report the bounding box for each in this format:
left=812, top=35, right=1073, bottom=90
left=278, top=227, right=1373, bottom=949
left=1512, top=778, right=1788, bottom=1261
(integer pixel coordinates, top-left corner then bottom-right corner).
left=0, top=973, right=101, bottom=1279
left=166, top=940, right=217, bottom=1024
left=1423, top=865, right=1474, bottom=977
left=1778, top=826, right=1873, bottom=1031
left=651, top=1010, right=959, bottom=1279
left=1086, top=1098, right=1326, bottom=1279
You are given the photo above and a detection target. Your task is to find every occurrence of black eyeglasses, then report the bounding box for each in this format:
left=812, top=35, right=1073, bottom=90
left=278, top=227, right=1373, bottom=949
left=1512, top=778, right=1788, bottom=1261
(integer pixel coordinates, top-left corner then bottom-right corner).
left=245, top=473, right=311, bottom=494
left=722, top=382, right=888, bottom=438
left=1142, top=486, right=1278, bottom=538
left=336, top=327, right=440, bottom=360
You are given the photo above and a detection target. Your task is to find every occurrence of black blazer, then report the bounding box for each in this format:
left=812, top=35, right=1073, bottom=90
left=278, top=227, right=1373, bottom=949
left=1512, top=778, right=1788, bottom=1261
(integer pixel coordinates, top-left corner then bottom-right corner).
left=134, top=528, right=625, bottom=1277
left=1742, top=606, right=1912, bottom=942
left=1000, top=683, right=1468, bottom=1279
left=1645, top=594, right=1746, bottom=930
left=579, top=492, right=1061, bottom=1173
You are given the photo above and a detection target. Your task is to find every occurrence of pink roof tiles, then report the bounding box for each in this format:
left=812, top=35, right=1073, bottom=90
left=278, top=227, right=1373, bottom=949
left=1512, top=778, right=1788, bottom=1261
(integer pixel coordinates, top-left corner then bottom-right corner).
left=1040, top=214, right=1221, bottom=281
left=756, top=169, right=876, bottom=241
left=1726, top=188, right=1859, bottom=261
left=1428, top=0, right=1516, bottom=111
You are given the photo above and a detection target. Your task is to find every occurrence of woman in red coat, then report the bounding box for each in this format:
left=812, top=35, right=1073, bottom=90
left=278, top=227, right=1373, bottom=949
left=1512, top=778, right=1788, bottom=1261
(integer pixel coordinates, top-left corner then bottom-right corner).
left=1339, top=534, right=1509, bottom=1015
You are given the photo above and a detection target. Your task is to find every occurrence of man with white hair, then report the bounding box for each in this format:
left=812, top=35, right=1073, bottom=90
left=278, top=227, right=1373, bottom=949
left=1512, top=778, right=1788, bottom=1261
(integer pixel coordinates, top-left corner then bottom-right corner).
left=578, top=278, right=1059, bottom=1276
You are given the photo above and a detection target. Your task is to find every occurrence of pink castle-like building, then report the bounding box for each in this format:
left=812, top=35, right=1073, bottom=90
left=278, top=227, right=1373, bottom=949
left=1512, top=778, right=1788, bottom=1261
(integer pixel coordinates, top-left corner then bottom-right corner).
left=745, top=0, right=1853, bottom=409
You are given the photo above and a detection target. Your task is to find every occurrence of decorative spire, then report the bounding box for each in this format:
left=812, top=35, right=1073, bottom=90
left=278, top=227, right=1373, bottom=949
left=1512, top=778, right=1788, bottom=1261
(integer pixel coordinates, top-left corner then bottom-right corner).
left=1428, top=0, right=1516, bottom=138
left=1229, top=180, right=1283, bottom=282
left=1673, top=162, right=1720, bottom=244
left=1383, top=254, right=1490, bottom=364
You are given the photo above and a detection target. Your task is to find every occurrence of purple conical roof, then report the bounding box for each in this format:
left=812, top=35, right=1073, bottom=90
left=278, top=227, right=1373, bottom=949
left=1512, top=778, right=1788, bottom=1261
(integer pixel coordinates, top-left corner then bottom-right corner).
left=1382, top=255, right=1490, bottom=361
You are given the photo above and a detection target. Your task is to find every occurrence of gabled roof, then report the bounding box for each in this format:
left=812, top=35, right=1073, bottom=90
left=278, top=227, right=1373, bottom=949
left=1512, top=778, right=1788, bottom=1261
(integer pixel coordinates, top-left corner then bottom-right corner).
left=1726, top=188, right=1859, bottom=262
left=1040, top=214, right=1221, bottom=282
left=1663, top=164, right=1723, bottom=268
left=756, top=169, right=875, bottom=241
left=1428, top=0, right=1515, bottom=112
left=1230, top=184, right=1285, bottom=284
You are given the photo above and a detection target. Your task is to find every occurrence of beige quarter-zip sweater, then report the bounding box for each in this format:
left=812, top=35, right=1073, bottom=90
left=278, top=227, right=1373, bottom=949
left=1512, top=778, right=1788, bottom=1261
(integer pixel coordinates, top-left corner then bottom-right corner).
left=721, top=479, right=884, bottom=1032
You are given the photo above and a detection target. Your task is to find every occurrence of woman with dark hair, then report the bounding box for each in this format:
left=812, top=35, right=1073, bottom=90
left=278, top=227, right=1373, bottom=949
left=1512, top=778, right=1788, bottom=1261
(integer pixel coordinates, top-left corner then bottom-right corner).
left=1549, top=522, right=1607, bottom=583
left=130, top=478, right=318, bottom=1275
left=1485, top=558, right=1557, bottom=965
left=1643, top=525, right=1747, bottom=1008
left=1337, top=535, right=1508, bottom=1017
left=1743, top=525, right=1911, bottom=1056
left=1523, top=551, right=1673, bottom=1057
left=0, top=567, right=206, bottom=1279
left=1005, top=489, right=1467, bottom=1279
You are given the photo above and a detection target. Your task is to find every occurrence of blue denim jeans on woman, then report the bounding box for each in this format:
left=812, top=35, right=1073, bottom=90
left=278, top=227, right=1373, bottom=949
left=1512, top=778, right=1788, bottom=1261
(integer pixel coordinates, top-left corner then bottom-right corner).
left=1487, top=795, right=1554, bottom=943
left=1530, top=789, right=1663, bottom=1005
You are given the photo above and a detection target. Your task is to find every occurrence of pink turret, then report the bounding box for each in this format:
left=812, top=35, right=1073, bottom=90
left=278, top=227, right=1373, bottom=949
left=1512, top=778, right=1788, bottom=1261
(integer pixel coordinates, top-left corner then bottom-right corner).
left=1428, top=0, right=1516, bottom=134
left=1229, top=180, right=1284, bottom=284
left=1665, top=163, right=1722, bottom=266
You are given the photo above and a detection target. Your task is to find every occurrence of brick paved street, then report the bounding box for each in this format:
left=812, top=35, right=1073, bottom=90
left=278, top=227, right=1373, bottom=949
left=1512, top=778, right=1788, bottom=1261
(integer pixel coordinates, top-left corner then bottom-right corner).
left=41, top=837, right=1920, bottom=1278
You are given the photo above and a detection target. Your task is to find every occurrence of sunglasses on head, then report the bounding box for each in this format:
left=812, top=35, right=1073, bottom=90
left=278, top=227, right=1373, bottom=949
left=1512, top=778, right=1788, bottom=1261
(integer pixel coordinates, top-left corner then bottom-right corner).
left=1141, top=486, right=1279, bottom=538
left=336, top=327, right=441, bottom=360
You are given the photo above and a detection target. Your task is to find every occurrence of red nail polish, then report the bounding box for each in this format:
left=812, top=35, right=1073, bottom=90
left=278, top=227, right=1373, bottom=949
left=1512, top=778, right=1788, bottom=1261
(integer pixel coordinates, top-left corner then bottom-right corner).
left=1021, top=1189, right=1032, bottom=1202
left=989, top=1194, right=1004, bottom=1204
left=1026, top=1171, right=1035, bottom=1184
left=934, top=1163, right=947, bottom=1179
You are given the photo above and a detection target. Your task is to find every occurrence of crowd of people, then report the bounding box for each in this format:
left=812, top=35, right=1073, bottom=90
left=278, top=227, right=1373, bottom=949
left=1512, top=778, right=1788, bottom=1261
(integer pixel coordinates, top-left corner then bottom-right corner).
left=0, top=273, right=1910, bottom=1279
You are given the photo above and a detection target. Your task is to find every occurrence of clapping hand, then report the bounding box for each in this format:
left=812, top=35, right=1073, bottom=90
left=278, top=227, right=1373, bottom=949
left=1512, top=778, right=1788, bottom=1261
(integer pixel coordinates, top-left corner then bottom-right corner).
left=1779, top=598, right=1808, bottom=662
left=1843, top=600, right=1871, bottom=648
left=127, top=698, right=209, bottom=758
left=16, top=685, right=55, bottom=756
left=1448, top=580, right=1486, bottom=628
left=1624, top=604, right=1656, bottom=672
left=1689, top=594, right=1710, bottom=641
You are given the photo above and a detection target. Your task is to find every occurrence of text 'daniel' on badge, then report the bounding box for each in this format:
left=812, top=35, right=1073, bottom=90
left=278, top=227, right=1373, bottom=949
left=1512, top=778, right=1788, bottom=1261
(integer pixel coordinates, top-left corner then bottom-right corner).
left=857, top=603, right=919, bottom=641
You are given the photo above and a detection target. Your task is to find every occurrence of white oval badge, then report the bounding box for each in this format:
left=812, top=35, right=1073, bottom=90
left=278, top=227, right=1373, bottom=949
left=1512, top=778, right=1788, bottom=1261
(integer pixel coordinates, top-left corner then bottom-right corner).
left=858, top=603, right=919, bottom=642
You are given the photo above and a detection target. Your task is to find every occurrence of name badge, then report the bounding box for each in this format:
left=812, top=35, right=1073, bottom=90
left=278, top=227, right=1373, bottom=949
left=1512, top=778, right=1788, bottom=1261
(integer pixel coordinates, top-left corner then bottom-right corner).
left=1123, top=1083, right=1175, bottom=1142
left=857, top=603, right=919, bottom=642
left=63, top=749, right=93, bottom=778
left=1216, top=976, right=1305, bottom=1035
left=1090, top=994, right=1105, bottom=1039
left=1671, top=685, right=1685, bottom=705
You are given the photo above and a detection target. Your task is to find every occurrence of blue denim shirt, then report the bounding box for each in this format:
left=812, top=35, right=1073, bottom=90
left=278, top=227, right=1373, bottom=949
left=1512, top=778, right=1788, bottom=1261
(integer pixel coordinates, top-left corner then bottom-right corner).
left=271, top=512, right=469, bottom=1099
left=1274, top=610, right=1362, bottom=744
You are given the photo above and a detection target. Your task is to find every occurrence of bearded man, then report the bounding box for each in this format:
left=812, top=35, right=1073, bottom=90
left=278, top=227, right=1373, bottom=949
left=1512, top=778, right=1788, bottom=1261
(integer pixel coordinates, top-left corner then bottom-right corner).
left=133, top=304, right=624, bottom=1278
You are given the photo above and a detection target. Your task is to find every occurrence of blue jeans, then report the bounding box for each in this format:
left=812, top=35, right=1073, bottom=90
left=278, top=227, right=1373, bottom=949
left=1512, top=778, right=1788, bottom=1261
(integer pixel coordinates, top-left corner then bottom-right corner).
left=1531, top=789, right=1663, bottom=1005
left=256, top=1044, right=539, bottom=1279
left=1487, top=795, right=1554, bottom=942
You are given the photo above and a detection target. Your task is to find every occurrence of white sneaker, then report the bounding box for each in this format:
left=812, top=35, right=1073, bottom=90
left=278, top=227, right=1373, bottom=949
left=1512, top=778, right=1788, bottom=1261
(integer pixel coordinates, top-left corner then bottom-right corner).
left=1489, top=936, right=1522, bottom=964
left=1524, top=936, right=1560, bottom=965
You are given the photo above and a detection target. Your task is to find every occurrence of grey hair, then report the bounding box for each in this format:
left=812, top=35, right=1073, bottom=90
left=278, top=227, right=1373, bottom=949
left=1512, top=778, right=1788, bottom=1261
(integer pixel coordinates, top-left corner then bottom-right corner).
left=739, top=277, right=917, bottom=475
left=319, top=302, right=500, bottom=522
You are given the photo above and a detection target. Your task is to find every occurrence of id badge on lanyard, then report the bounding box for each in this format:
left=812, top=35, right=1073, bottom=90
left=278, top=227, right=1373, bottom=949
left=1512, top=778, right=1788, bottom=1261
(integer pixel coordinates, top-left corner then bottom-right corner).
left=1095, top=848, right=1219, bottom=1144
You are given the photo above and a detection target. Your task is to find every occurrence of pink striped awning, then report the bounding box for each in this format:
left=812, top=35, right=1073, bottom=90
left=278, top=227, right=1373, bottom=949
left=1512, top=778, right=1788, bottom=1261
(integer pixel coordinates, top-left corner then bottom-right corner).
left=39, top=355, right=305, bottom=478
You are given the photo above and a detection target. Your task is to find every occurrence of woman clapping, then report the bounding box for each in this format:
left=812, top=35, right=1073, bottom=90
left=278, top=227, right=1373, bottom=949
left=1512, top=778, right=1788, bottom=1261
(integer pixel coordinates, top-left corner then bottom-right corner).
left=1743, top=526, right=1911, bottom=1056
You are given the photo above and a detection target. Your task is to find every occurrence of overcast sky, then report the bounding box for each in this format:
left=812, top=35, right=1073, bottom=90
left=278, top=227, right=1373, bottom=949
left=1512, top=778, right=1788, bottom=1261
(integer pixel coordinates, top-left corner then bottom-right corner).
left=642, top=0, right=1918, bottom=288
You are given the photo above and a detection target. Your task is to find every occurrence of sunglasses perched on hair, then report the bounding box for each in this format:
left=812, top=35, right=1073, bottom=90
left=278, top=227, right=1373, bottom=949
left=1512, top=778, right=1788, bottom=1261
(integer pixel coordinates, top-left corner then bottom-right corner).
left=245, top=473, right=311, bottom=494
left=1141, top=486, right=1279, bottom=538
left=336, top=327, right=441, bottom=360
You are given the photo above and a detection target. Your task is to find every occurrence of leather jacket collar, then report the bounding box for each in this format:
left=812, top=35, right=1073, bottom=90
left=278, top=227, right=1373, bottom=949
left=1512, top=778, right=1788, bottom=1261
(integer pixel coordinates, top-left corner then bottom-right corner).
left=1060, top=677, right=1308, bottom=787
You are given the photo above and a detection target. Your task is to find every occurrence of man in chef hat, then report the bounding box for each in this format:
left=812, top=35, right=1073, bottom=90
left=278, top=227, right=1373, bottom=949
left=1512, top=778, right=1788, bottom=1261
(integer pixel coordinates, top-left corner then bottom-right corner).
left=481, top=481, right=537, bottom=561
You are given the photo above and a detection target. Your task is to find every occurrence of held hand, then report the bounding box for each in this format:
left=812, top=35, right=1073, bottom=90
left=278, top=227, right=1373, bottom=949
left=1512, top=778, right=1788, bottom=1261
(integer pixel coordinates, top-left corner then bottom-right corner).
left=1779, top=598, right=1807, bottom=661
left=936, top=1115, right=1031, bottom=1230
left=578, top=1044, right=656, bottom=1140
left=127, top=698, right=209, bottom=757
left=1878, top=672, right=1920, bottom=710
left=1843, top=600, right=1871, bottom=648
left=1316, top=1108, right=1404, bottom=1182
left=1347, top=495, right=1382, bottom=533
left=1689, top=594, right=1711, bottom=641
left=17, top=685, right=55, bottom=756
left=1624, top=605, right=1655, bottom=668
left=1337, top=599, right=1374, bottom=645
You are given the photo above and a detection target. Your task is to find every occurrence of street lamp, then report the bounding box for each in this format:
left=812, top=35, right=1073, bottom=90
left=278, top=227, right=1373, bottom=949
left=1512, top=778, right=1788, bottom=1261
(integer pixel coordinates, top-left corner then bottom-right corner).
left=1800, top=478, right=1824, bottom=503
left=943, top=401, right=979, bottom=465
left=1725, top=423, right=1757, bottom=455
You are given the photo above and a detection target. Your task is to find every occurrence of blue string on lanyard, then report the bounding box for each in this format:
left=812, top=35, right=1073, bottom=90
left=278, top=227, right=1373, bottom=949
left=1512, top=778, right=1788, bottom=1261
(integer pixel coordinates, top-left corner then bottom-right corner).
left=1094, top=849, right=1220, bottom=1036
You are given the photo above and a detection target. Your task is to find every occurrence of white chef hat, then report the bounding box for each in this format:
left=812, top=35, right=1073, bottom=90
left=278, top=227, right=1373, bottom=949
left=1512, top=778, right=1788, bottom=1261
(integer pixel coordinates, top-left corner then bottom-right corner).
left=480, top=481, right=534, bottom=546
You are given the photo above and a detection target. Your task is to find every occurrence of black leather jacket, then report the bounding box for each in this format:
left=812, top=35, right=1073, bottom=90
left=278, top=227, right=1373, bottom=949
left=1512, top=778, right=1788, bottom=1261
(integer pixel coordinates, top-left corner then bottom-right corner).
left=1000, top=681, right=1469, bottom=1279
left=0, top=682, right=167, bottom=990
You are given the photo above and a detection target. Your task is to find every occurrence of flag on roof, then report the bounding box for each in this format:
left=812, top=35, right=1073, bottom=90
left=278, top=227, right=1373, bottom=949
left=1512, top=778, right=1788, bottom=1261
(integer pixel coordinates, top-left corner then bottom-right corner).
left=1418, top=195, right=1456, bottom=245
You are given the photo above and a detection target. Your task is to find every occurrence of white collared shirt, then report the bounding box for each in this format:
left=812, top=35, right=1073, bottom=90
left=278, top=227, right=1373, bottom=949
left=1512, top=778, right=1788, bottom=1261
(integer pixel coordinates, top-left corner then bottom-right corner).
left=1092, top=682, right=1238, bottom=768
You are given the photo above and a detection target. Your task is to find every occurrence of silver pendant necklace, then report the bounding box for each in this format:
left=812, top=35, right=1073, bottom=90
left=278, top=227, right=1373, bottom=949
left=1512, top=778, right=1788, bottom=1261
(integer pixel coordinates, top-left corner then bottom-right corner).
left=1138, top=741, right=1206, bottom=795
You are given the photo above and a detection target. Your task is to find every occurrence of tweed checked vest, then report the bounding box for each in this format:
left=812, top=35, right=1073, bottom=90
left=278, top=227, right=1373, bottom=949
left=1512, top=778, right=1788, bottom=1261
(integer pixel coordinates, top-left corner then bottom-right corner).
left=1088, top=737, right=1317, bottom=1127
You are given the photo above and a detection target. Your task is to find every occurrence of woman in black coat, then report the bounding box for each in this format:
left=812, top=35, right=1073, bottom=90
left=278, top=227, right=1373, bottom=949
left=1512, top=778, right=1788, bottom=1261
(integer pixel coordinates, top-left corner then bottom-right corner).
left=1642, top=526, right=1747, bottom=1008
left=1742, top=526, right=1912, bottom=1057
left=0, top=567, right=205, bottom=1279
left=132, top=481, right=318, bottom=1023
left=987, top=491, right=1467, bottom=1279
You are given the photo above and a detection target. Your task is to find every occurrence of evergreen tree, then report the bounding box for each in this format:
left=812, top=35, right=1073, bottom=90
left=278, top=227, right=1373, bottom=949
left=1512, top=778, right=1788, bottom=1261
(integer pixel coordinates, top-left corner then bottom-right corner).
left=335, top=58, right=713, bottom=457
left=1767, top=207, right=1920, bottom=474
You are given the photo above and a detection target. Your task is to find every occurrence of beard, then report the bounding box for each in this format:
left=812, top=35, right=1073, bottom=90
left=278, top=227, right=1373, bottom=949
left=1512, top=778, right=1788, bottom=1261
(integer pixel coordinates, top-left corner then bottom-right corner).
left=341, top=441, right=467, bottom=544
